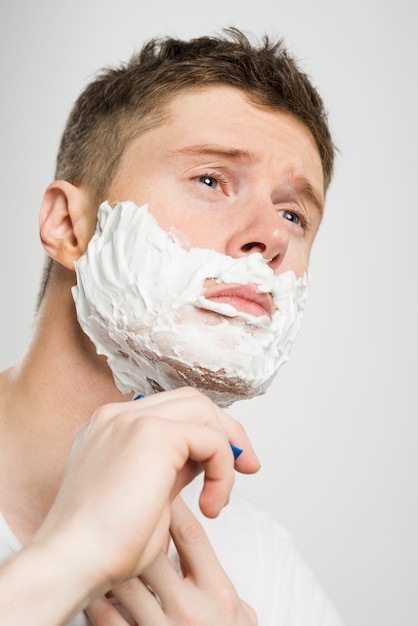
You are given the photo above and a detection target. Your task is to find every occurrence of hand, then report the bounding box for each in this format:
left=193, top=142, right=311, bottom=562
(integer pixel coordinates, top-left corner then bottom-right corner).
left=33, top=387, right=260, bottom=604
left=85, top=496, right=258, bottom=625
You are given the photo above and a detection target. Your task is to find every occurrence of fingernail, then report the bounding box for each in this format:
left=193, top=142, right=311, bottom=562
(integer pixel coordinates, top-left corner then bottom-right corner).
left=230, top=444, right=243, bottom=460
left=133, top=393, right=145, bottom=400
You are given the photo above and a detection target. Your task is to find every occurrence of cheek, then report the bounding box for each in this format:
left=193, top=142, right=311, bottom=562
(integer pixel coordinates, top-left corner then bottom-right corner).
left=148, top=205, right=225, bottom=250
left=108, top=169, right=165, bottom=210
left=141, top=197, right=177, bottom=228
left=278, top=245, right=311, bottom=278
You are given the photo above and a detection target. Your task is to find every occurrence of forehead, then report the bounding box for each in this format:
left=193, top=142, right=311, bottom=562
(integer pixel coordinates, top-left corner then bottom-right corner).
left=162, top=85, right=318, bottom=148
left=120, top=85, right=324, bottom=195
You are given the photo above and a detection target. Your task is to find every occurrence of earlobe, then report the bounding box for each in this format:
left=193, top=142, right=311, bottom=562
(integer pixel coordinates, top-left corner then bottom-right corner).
left=39, top=181, right=96, bottom=270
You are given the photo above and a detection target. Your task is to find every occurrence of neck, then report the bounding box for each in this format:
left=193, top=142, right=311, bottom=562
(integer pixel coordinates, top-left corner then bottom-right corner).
left=0, top=268, right=128, bottom=542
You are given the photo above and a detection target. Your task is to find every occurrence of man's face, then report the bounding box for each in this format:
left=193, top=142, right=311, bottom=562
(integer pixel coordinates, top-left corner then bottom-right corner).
left=73, top=85, right=325, bottom=405
left=108, top=85, right=324, bottom=281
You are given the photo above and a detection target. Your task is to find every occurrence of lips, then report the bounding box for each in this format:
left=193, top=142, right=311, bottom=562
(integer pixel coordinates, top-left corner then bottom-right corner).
left=202, top=283, right=274, bottom=318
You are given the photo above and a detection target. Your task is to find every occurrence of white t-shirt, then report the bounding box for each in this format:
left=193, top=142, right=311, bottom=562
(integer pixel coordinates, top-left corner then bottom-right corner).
left=0, top=478, right=344, bottom=626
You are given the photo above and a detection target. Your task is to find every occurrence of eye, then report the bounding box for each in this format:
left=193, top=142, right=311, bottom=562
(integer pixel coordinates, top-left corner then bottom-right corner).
left=195, top=170, right=230, bottom=192
left=199, top=175, right=219, bottom=189
left=277, top=207, right=310, bottom=232
left=280, top=209, right=301, bottom=225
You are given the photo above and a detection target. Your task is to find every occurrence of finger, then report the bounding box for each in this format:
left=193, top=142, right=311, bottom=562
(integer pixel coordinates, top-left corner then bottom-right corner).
left=52, top=417, right=236, bottom=592
left=142, top=551, right=257, bottom=625
left=145, top=395, right=260, bottom=475
left=139, top=549, right=186, bottom=609
left=241, top=598, right=259, bottom=623
left=93, top=389, right=260, bottom=474
left=93, top=387, right=210, bottom=421
left=85, top=595, right=128, bottom=625
left=180, top=423, right=235, bottom=517
left=131, top=386, right=205, bottom=403
left=156, top=398, right=260, bottom=477
left=144, top=419, right=235, bottom=518
left=111, top=577, right=165, bottom=626
left=169, top=496, right=233, bottom=589
left=204, top=403, right=260, bottom=475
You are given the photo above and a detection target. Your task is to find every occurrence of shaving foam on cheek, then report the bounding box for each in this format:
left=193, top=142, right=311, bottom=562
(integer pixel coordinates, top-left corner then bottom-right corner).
left=72, top=201, right=310, bottom=407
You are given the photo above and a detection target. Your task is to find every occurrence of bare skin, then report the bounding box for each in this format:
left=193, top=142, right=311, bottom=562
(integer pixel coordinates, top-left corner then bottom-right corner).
left=0, top=85, right=324, bottom=624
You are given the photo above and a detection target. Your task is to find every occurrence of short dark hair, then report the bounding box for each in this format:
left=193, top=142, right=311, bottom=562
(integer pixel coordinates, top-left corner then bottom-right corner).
left=56, top=27, right=335, bottom=203
left=37, top=28, right=335, bottom=308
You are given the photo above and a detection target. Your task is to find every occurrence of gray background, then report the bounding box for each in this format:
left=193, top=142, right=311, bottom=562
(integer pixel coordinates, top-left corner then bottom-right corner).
left=1, top=1, right=417, bottom=624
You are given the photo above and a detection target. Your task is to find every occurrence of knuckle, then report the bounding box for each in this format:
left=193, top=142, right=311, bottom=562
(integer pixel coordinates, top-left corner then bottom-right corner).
left=90, top=402, right=116, bottom=424
left=175, top=604, right=202, bottom=624
left=179, top=385, right=202, bottom=397
left=233, top=419, right=247, bottom=440
left=133, top=415, right=165, bottom=442
left=177, top=517, right=206, bottom=545
left=214, top=583, right=240, bottom=610
left=194, top=391, right=214, bottom=413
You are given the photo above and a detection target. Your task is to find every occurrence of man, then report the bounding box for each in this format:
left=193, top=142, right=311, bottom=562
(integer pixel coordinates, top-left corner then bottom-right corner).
left=0, top=28, right=343, bottom=625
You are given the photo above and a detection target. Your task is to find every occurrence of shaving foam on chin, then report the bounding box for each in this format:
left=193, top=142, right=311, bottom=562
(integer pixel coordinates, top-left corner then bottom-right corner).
left=72, top=201, right=310, bottom=407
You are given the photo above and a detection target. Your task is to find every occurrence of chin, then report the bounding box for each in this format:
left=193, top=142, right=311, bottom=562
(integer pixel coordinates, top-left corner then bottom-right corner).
left=140, top=349, right=274, bottom=408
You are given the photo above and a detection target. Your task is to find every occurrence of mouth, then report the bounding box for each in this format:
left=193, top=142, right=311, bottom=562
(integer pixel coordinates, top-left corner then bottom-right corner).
left=201, top=283, right=274, bottom=319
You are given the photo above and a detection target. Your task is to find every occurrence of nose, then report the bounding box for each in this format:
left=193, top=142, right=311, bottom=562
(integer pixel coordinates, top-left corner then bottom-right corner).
left=224, top=202, right=289, bottom=272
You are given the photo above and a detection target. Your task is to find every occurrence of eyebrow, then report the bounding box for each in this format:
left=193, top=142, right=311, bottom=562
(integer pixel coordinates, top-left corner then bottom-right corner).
left=167, top=143, right=258, bottom=163
left=168, top=144, right=324, bottom=213
left=290, top=174, right=324, bottom=215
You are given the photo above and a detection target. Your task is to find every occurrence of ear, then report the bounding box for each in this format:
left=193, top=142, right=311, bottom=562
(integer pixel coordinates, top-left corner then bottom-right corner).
left=39, top=181, right=97, bottom=270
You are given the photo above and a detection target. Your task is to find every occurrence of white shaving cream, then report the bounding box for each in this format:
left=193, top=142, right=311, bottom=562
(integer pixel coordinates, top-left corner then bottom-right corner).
left=72, top=201, right=309, bottom=407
